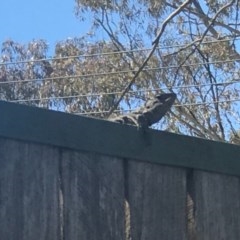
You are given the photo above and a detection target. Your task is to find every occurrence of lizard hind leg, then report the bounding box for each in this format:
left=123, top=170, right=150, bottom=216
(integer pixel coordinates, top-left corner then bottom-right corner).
left=125, top=115, right=139, bottom=127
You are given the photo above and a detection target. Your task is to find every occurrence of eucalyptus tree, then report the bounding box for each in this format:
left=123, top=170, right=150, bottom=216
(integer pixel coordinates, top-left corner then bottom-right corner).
left=1, top=0, right=240, bottom=143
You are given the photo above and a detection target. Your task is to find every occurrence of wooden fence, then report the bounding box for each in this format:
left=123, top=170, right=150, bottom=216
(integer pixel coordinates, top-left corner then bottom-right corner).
left=0, top=101, right=240, bottom=240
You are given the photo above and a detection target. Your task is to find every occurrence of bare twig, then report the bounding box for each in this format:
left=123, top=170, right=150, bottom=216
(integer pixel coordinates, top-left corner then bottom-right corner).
left=97, top=10, right=126, bottom=52
left=106, top=0, right=192, bottom=118
left=166, top=1, right=240, bottom=36
left=196, top=48, right=225, bottom=139
left=170, top=110, right=221, bottom=140
left=173, top=0, right=236, bottom=81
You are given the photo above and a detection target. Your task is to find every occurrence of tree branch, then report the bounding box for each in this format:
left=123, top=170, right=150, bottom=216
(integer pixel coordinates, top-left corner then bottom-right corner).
left=173, top=0, right=236, bottom=82
left=166, top=1, right=240, bottom=36
left=106, top=0, right=192, bottom=117
left=196, top=48, right=225, bottom=139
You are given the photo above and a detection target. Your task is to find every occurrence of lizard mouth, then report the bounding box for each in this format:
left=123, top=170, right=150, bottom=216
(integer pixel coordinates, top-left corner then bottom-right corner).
left=156, top=93, right=176, bottom=103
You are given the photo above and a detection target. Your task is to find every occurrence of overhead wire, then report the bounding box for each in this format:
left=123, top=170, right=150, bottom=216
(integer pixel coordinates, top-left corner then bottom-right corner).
left=1, top=57, right=240, bottom=85
left=1, top=37, right=240, bottom=112
left=7, top=97, right=240, bottom=115
left=0, top=36, right=240, bottom=67
left=7, top=77, right=240, bottom=103
left=73, top=98, right=240, bottom=116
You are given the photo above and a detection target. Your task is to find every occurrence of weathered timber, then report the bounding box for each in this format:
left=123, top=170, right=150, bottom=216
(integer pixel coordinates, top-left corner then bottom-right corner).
left=0, top=138, right=60, bottom=240
left=0, top=101, right=240, bottom=176
left=1, top=101, right=240, bottom=239
left=192, top=171, right=240, bottom=240
left=60, top=150, right=125, bottom=240
left=127, top=161, right=187, bottom=240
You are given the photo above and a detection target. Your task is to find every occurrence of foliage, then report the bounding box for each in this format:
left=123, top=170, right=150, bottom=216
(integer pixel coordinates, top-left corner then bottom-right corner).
left=1, top=0, right=240, bottom=143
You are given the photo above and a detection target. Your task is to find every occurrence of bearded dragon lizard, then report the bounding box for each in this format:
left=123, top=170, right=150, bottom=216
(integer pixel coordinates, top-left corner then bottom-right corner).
left=108, top=93, right=176, bottom=128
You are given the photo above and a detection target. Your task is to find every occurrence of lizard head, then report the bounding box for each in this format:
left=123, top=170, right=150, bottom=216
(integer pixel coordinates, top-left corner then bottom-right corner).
left=155, top=93, right=176, bottom=104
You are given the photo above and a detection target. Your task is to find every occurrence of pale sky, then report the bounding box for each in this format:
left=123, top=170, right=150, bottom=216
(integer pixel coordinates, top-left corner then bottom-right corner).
left=0, top=0, right=91, bottom=51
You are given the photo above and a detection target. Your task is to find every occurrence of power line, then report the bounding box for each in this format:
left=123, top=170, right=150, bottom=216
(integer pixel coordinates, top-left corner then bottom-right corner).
left=7, top=78, right=240, bottom=103
left=7, top=97, right=239, bottom=115
left=0, top=37, right=240, bottom=67
left=1, top=57, right=240, bottom=85
left=73, top=98, right=240, bottom=116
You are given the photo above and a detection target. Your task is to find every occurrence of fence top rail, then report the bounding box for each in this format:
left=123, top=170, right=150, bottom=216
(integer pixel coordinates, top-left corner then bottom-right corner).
left=0, top=100, right=240, bottom=176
